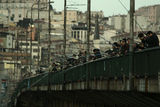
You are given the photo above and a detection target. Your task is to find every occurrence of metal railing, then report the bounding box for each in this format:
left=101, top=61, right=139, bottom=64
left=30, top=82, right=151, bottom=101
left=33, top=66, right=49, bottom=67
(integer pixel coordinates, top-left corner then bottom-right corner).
left=10, top=47, right=160, bottom=106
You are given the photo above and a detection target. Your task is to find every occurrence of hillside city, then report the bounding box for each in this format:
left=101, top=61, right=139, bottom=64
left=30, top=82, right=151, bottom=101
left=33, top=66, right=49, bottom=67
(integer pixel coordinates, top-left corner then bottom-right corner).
left=0, top=0, right=160, bottom=106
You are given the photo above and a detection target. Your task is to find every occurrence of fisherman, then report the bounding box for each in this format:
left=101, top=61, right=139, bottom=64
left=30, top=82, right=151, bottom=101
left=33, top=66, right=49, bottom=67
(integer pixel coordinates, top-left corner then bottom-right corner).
left=138, top=33, right=147, bottom=49
left=146, top=31, right=159, bottom=48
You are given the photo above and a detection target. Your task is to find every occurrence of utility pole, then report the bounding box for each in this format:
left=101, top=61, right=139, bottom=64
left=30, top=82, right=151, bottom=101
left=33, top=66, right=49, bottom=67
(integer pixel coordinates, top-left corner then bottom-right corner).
left=87, top=0, right=91, bottom=59
left=129, top=0, right=135, bottom=91
left=30, top=6, right=33, bottom=74
left=86, top=0, right=91, bottom=89
left=64, top=0, right=67, bottom=56
left=38, top=0, right=40, bottom=69
left=48, top=0, right=51, bottom=66
left=48, top=0, right=51, bottom=91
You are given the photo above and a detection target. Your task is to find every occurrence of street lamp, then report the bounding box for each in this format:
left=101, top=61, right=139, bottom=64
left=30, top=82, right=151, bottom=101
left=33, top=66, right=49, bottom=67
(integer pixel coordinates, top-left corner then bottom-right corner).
left=30, top=2, right=48, bottom=73
left=28, top=3, right=38, bottom=74
left=30, top=1, right=53, bottom=70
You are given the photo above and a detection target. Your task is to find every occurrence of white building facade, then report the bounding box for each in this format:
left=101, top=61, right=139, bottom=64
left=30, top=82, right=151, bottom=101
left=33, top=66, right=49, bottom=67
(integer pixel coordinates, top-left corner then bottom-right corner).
left=0, top=0, right=48, bottom=23
left=18, top=40, right=42, bottom=62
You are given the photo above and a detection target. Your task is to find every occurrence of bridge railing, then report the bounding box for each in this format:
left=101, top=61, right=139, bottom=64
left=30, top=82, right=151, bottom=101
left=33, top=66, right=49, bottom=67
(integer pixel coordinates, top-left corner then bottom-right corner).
left=10, top=47, right=160, bottom=106
left=15, top=47, right=160, bottom=87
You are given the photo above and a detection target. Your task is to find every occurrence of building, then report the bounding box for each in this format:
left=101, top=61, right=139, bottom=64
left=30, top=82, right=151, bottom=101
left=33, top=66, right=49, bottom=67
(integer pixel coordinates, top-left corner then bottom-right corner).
left=106, top=15, right=126, bottom=32
left=71, top=23, right=88, bottom=43
left=114, top=15, right=126, bottom=31
left=91, top=11, right=104, bottom=19
left=77, top=11, right=86, bottom=23
left=0, top=14, right=8, bottom=24
left=18, top=40, right=42, bottom=64
left=0, top=0, right=48, bottom=23
left=135, top=4, right=160, bottom=24
left=107, top=16, right=114, bottom=27
left=52, top=11, right=63, bottom=28
left=0, top=0, right=48, bottom=3
left=0, top=32, right=15, bottom=50
left=62, top=10, right=79, bottom=24
left=93, top=29, right=117, bottom=51
left=125, top=14, right=151, bottom=33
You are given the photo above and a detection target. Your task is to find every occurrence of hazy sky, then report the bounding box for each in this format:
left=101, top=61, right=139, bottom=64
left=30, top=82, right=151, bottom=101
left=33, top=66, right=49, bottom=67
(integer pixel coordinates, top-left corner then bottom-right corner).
left=51, top=0, right=160, bottom=16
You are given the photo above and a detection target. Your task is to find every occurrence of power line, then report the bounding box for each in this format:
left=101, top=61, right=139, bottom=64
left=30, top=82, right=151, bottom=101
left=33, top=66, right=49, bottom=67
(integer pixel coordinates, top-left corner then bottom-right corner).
left=118, top=0, right=144, bottom=33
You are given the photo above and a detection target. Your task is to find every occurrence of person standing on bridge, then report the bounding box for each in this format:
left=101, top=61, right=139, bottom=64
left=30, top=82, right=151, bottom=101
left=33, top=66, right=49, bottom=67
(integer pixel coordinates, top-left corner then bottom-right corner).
left=146, top=31, right=159, bottom=48
left=138, top=33, right=148, bottom=49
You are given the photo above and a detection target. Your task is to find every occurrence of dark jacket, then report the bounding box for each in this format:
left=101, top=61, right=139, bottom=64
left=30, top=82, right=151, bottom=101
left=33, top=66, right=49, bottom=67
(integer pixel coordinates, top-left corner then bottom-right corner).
left=146, top=33, right=159, bottom=48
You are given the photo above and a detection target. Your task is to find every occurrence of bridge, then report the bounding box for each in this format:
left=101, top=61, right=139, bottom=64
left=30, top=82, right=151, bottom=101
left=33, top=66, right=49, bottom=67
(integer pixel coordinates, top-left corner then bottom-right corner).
left=10, top=47, right=160, bottom=107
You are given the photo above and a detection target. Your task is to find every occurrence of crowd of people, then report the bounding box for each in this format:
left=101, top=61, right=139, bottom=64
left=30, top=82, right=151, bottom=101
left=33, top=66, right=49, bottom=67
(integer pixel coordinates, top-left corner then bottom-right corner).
left=47, top=49, right=102, bottom=72
left=36, top=31, right=159, bottom=73
left=105, top=31, right=159, bottom=57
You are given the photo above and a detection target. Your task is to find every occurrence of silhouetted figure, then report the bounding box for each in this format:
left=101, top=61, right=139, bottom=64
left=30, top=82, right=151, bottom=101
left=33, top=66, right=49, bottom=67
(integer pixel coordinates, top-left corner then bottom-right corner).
left=146, top=31, right=159, bottom=48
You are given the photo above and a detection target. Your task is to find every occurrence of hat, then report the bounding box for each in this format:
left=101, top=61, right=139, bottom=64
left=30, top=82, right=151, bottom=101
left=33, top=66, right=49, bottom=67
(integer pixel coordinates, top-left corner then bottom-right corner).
left=112, top=42, right=119, bottom=47
left=138, top=33, right=144, bottom=38
left=122, top=38, right=127, bottom=43
left=146, top=31, right=153, bottom=35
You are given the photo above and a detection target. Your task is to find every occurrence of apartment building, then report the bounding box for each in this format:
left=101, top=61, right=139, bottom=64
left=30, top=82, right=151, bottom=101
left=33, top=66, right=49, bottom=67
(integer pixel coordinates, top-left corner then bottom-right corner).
left=135, top=4, right=160, bottom=23
left=18, top=40, right=42, bottom=63
left=0, top=0, right=48, bottom=23
left=71, top=23, right=88, bottom=43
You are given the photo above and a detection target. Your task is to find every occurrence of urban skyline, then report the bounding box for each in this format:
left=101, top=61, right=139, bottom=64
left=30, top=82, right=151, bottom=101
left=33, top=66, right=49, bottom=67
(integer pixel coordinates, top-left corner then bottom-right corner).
left=53, top=0, right=160, bottom=16
left=1, top=0, right=160, bottom=106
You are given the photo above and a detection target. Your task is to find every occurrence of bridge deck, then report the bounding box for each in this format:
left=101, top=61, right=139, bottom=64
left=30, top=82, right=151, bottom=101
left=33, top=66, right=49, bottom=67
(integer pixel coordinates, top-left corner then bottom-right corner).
left=16, top=90, right=160, bottom=107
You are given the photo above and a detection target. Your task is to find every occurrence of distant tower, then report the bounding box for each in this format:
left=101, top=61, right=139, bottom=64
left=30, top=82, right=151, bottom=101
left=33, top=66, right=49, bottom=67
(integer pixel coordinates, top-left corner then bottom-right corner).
left=94, top=14, right=100, bottom=40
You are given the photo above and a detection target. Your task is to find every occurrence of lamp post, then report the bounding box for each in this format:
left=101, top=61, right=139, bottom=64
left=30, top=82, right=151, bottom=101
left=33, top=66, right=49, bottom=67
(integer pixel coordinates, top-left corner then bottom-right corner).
left=30, top=1, right=46, bottom=72
left=30, top=3, right=36, bottom=73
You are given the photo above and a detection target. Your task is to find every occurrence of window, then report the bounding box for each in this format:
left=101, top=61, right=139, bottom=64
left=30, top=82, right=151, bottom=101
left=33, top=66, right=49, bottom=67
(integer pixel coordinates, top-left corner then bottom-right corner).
left=85, top=32, right=87, bottom=39
left=81, top=31, right=83, bottom=37
left=33, top=56, right=38, bottom=59
left=20, top=43, right=29, bottom=46
left=19, top=14, right=21, bottom=18
left=32, top=43, right=38, bottom=46
left=71, top=31, right=73, bottom=37
left=12, top=14, right=15, bottom=17
left=74, top=31, right=76, bottom=38
left=33, top=49, right=39, bottom=52
left=77, top=31, right=80, bottom=39
left=10, top=17, right=14, bottom=21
